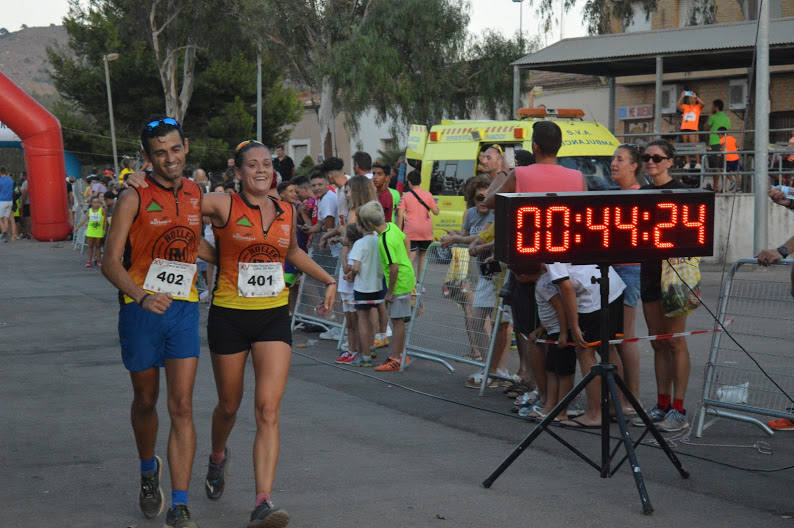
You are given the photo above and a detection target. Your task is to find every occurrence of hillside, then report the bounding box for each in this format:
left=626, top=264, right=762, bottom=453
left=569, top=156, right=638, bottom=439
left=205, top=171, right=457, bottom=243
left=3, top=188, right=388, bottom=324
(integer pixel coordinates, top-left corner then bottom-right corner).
left=0, top=25, right=68, bottom=97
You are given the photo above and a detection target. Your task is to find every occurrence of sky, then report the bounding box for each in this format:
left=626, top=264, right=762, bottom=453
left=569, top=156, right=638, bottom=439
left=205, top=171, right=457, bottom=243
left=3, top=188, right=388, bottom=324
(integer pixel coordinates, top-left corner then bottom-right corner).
left=3, top=0, right=588, bottom=42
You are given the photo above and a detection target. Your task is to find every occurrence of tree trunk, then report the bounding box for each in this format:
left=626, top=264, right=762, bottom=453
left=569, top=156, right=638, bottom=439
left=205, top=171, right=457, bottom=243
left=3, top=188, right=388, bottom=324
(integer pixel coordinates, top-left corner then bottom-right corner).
left=318, top=77, right=337, bottom=159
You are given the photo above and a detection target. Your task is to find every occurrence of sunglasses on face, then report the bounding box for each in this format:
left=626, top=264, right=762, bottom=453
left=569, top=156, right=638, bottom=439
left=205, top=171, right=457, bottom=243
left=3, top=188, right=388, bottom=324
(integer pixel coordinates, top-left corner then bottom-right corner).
left=235, top=139, right=265, bottom=152
left=641, top=154, right=670, bottom=163
left=145, top=117, right=181, bottom=132
left=475, top=194, right=487, bottom=202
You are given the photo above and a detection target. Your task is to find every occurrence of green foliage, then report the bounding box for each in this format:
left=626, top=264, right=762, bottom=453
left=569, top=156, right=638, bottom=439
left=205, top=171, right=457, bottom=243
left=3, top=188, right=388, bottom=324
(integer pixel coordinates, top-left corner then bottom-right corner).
left=295, top=155, right=316, bottom=179
left=530, top=0, right=659, bottom=35
left=46, top=0, right=302, bottom=170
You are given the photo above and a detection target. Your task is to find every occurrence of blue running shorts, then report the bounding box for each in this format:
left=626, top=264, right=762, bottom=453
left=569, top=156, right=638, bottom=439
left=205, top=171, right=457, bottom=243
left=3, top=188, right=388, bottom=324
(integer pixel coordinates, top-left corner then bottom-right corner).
left=119, top=300, right=200, bottom=371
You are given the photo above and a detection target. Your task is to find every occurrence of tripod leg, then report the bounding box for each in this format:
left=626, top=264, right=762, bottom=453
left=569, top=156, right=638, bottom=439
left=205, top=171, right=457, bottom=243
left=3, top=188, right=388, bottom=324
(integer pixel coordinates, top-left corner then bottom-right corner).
left=606, top=372, right=654, bottom=515
left=482, top=370, right=596, bottom=488
left=613, top=374, right=690, bottom=479
left=600, top=367, right=611, bottom=478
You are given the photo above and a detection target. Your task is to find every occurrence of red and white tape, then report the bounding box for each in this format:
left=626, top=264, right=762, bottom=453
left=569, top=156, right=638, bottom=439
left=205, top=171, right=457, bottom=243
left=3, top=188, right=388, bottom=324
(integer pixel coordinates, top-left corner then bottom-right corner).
left=526, top=318, right=734, bottom=347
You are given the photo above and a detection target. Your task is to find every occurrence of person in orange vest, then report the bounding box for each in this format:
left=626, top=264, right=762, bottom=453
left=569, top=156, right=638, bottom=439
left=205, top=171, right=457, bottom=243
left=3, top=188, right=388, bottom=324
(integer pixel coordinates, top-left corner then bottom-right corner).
left=718, top=127, right=740, bottom=193
left=677, top=89, right=705, bottom=168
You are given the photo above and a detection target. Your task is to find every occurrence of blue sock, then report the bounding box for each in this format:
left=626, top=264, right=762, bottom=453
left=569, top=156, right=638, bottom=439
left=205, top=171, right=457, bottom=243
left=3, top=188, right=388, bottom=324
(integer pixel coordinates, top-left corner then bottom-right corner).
left=140, top=456, right=156, bottom=474
left=172, top=490, right=188, bottom=507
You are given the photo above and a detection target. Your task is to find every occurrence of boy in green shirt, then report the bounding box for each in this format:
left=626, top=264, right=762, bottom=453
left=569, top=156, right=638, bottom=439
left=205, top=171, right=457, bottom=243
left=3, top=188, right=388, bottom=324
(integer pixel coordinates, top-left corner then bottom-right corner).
left=357, top=200, right=416, bottom=372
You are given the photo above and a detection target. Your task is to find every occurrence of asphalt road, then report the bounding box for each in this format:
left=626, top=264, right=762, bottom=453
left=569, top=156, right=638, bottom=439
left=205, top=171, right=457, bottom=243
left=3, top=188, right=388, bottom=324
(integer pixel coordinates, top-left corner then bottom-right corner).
left=1, top=240, right=792, bottom=527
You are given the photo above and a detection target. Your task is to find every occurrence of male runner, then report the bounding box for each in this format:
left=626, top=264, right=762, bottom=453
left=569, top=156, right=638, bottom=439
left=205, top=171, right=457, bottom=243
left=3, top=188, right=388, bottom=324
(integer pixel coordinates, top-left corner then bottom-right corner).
left=102, top=117, right=211, bottom=528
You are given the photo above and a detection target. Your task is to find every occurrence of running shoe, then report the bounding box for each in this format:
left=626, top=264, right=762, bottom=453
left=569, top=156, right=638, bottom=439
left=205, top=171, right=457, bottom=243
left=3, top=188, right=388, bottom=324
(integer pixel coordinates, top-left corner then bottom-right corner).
left=374, top=356, right=404, bottom=372
left=248, top=499, right=289, bottom=528
left=768, top=418, right=794, bottom=431
left=374, top=337, right=389, bottom=348
left=657, top=409, right=689, bottom=432
left=631, top=405, right=667, bottom=427
left=165, top=504, right=198, bottom=528
left=139, top=455, right=165, bottom=519
left=319, top=327, right=342, bottom=340
left=85, top=262, right=92, bottom=268
left=465, top=372, right=486, bottom=389
left=334, top=352, right=353, bottom=364
left=205, top=448, right=229, bottom=500
left=349, top=353, right=372, bottom=367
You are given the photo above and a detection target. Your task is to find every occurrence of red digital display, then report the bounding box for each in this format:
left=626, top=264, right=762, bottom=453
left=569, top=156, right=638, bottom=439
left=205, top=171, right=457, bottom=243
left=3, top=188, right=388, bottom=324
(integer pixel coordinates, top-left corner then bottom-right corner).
left=494, top=190, right=714, bottom=264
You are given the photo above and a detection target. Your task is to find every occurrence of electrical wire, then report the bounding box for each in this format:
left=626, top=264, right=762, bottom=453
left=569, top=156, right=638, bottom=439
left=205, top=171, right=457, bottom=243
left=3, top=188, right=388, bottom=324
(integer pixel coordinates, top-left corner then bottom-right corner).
left=291, top=348, right=793, bottom=473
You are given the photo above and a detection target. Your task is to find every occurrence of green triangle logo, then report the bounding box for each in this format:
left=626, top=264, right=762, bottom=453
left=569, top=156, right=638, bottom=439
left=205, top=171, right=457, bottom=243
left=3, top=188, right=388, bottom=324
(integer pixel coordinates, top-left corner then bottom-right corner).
left=146, top=199, right=163, bottom=212
left=236, top=215, right=253, bottom=227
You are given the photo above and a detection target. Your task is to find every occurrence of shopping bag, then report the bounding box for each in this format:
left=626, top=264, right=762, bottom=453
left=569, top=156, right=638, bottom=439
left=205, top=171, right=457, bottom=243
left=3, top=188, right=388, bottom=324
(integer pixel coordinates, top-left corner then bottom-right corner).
left=660, top=257, right=701, bottom=317
left=442, top=247, right=471, bottom=302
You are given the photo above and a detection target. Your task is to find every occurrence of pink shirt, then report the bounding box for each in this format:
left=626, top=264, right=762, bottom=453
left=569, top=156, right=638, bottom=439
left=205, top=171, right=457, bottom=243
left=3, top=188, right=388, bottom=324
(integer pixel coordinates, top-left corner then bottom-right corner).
left=398, top=187, right=435, bottom=242
left=515, top=164, right=585, bottom=193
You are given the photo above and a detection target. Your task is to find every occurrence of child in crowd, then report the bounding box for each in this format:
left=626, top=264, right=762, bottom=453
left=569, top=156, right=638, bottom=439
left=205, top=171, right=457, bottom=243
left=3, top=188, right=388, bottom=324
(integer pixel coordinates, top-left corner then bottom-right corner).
left=547, top=263, right=625, bottom=428
left=335, top=223, right=363, bottom=364
left=358, top=200, right=417, bottom=372
left=292, top=175, right=315, bottom=227
left=75, top=195, right=107, bottom=268
left=278, top=180, right=303, bottom=313
left=524, top=265, right=576, bottom=422
left=718, top=127, right=740, bottom=192
left=345, top=212, right=385, bottom=367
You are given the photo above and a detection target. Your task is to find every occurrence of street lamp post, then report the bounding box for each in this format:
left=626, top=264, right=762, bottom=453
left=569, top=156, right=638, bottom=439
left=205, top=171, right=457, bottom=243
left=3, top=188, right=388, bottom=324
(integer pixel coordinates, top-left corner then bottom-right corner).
left=512, top=0, right=524, bottom=40
left=103, top=53, right=120, bottom=178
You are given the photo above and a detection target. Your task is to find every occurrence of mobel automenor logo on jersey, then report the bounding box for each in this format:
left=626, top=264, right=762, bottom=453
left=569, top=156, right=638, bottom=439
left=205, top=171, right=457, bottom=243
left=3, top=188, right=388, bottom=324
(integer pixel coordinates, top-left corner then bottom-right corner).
left=152, top=226, right=197, bottom=262
left=239, top=243, right=281, bottom=263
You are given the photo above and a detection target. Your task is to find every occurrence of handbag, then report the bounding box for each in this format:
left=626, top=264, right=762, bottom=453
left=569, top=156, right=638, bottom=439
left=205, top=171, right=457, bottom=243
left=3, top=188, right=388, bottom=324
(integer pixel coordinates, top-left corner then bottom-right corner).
left=442, top=247, right=471, bottom=302
left=660, top=257, right=701, bottom=317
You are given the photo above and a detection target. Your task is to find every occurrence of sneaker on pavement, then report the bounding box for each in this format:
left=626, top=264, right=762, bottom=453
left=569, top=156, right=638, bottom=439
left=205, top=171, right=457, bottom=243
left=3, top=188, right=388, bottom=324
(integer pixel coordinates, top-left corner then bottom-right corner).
left=165, top=504, right=198, bottom=528
left=657, top=409, right=689, bottom=432
left=374, top=356, right=404, bottom=372
left=205, top=448, right=229, bottom=500
left=768, top=418, right=794, bottom=431
left=465, top=372, right=485, bottom=389
left=374, top=337, right=389, bottom=348
left=349, top=353, right=372, bottom=367
left=248, top=499, right=289, bottom=528
left=139, top=455, right=165, bottom=519
left=335, top=351, right=353, bottom=364
left=631, top=405, right=667, bottom=427
left=319, top=327, right=342, bottom=340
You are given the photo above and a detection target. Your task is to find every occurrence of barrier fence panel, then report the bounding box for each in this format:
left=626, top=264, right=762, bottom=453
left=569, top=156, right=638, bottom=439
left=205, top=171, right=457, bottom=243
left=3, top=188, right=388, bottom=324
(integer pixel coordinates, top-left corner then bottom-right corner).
left=72, top=207, right=87, bottom=254
left=290, top=245, right=345, bottom=349
left=695, top=258, right=794, bottom=437
left=402, top=243, right=502, bottom=374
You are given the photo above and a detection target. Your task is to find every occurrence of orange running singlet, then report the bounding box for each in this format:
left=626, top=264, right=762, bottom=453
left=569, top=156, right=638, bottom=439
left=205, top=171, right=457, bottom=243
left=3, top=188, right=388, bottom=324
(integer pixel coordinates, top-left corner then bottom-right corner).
left=680, top=104, right=702, bottom=132
left=212, top=193, right=293, bottom=310
left=122, top=176, right=202, bottom=303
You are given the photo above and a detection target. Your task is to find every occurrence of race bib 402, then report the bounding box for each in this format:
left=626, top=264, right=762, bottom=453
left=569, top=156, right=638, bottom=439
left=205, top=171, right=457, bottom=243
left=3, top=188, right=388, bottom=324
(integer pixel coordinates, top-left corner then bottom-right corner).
left=143, top=259, right=197, bottom=298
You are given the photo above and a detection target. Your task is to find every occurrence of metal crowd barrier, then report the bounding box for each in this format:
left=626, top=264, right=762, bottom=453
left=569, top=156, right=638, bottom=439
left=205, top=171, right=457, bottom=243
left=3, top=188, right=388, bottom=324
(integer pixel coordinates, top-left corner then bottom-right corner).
left=72, top=207, right=87, bottom=254
left=290, top=244, right=345, bottom=349
left=695, top=258, right=794, bottom=437
left=401, top=243, right=503, bottom=378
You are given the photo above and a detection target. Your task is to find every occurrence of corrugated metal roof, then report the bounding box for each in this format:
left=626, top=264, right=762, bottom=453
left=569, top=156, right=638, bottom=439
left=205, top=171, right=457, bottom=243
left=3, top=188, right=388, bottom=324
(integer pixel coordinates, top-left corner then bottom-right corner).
left=513, top=17, right=794, bottom=75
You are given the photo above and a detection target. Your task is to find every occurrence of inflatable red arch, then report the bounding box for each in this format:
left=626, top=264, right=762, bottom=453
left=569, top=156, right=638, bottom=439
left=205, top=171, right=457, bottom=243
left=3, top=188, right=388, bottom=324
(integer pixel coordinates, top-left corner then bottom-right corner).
left=0, top=72, right=70, bottom=241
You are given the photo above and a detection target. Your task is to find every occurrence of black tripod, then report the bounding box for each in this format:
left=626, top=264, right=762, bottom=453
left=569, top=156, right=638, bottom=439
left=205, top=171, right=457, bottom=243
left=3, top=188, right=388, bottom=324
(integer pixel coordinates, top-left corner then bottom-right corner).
left=482, top=264, right=690, bottom=514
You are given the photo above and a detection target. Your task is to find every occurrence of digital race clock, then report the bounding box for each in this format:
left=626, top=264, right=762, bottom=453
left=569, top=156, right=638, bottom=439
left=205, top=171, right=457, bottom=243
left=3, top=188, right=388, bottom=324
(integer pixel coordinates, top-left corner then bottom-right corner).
left=494, top=190, right=715, bottom=264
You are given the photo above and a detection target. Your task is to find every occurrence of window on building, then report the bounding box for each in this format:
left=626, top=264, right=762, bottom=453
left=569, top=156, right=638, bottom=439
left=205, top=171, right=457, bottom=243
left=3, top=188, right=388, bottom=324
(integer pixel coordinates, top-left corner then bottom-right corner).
left=770, top=111, right=794, bottom=143
left=729, top=79, right=748, bottom=110
left=291, top=142, right=309, bottom=163
left=624, top=2, right=652, bottom=32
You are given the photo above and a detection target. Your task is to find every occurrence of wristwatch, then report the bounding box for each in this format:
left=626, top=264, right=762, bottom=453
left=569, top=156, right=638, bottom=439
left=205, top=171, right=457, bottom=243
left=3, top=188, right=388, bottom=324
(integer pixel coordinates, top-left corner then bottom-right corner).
left=777, top=245, right=789, bottom=258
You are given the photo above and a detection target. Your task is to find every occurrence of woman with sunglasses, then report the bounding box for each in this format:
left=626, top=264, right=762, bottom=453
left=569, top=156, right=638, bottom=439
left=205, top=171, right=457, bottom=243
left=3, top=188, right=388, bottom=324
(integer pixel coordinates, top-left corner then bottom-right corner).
left=634, top=139, right=692, bottom=433
left=609, top=144, right=643, bottom=415
left=127, top=139, right=336, bottom=526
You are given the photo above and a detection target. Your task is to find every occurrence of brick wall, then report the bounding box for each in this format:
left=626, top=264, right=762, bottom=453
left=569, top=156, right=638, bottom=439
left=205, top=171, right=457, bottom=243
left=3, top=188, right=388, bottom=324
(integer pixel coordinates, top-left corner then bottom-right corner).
left=615, top=72, right=794, bottom=137
left=714, top=0, right=745, bottom=23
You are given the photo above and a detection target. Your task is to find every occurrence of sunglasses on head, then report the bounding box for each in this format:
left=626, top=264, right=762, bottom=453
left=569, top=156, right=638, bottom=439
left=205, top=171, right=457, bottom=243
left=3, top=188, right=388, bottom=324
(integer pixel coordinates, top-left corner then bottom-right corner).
left=641, top=153, right=670, bottom=163
left=235, top=139, right=265, bottom=152
left=487, top=144, right=503, bottom=155
left=145, top=117, right=181, bottom=132
left=475, top=194, right=487, bottom=202
left=620, top=143, right=639, bottom=151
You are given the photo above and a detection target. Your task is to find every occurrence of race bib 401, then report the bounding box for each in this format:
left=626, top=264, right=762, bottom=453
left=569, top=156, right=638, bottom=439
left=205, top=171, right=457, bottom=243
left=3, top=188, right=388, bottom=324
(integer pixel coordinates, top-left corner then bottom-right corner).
left=238, top=262, right=285, bottom=298
left=143, top=259, right=197, bottom=298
